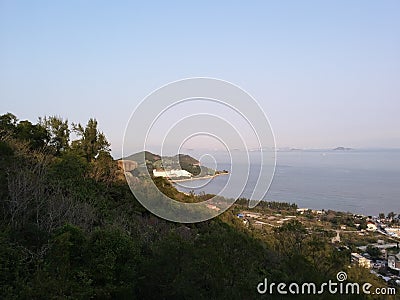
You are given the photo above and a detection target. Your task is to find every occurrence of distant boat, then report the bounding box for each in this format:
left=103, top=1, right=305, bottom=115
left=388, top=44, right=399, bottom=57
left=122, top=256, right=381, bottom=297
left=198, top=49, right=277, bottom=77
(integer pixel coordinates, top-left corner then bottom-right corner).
left=333, top=147, right=352, bottom=151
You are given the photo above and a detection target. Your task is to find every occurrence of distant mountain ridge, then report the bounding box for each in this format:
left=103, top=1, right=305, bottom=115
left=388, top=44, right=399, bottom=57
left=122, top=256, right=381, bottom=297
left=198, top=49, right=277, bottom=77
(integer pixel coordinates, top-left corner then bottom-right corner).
left=122, top=151, right=161, bottom=164
left=122, top=151, right=199, bottom=165
left=122, top=151, right=215, bottom=177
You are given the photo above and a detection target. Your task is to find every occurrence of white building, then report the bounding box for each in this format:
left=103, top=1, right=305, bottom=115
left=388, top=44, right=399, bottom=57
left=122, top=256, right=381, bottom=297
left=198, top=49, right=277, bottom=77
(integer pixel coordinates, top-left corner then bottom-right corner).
left=366, top=222, right=377, bottom=231
left=388, top=253, right=400, bottom=274
left=296, top=208, right=309, bottom=214
left=244, top=212, right=262, bottom=219
left=153, top=169, right=192, bottom=178
left=351, top=253, right=372, bottom=268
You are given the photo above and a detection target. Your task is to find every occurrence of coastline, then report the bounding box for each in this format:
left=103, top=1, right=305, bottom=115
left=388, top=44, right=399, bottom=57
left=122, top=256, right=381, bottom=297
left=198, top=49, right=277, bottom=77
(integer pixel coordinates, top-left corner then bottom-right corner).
left=170, top=172, right=229, bottom=183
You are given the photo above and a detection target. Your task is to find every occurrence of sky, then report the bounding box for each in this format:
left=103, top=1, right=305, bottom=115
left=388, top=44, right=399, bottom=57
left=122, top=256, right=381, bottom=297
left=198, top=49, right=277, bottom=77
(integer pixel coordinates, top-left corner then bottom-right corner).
left=1, top=1, right=399, bottom=157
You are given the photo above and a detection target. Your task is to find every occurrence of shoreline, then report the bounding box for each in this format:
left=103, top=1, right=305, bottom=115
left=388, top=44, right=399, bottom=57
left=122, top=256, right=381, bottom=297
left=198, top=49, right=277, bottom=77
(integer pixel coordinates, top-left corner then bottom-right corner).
left=170, top=172, right=229, bottom=183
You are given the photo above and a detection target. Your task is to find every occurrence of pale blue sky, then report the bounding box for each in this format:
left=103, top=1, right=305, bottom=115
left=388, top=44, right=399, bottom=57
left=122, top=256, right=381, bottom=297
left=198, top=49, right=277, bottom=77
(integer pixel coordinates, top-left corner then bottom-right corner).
left=1, top=1, right=399, bottom=156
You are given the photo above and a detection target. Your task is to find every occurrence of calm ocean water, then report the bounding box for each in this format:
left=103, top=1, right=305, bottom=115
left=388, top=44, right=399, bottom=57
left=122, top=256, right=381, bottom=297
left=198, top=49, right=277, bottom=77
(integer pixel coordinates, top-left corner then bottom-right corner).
left=173, top=149, right=400, bottom=216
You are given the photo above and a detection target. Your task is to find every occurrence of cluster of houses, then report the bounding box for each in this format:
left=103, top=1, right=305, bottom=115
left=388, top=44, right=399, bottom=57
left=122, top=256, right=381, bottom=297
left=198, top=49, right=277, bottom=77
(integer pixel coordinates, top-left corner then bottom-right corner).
left=351, top=252, right=374, bottom=269
left=351, top=250, right=400, bottom=285
left=236, top=208, right=400, bottom=285
left=366, top=215, right=400, bottom=237
left=350, top=239, right=400, bottom=286
left=350, top=215, right=400, bottom=283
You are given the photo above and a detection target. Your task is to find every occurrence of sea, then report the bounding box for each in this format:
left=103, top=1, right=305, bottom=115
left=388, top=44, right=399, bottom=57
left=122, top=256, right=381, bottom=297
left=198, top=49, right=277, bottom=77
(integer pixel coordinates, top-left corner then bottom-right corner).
left=173, top=149, right=400, bottom=216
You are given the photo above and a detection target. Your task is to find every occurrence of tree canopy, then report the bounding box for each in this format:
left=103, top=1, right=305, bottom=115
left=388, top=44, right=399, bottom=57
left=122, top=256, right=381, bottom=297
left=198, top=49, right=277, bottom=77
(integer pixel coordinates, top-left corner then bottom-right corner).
left=0, top=112, right=395, bottom=299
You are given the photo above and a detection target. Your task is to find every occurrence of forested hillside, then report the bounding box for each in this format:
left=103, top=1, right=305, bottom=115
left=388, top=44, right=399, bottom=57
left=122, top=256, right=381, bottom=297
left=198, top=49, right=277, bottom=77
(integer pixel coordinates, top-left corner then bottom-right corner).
left=123, top=151, right=216, bottom=177
left=0, top=113, right=388, bottom=299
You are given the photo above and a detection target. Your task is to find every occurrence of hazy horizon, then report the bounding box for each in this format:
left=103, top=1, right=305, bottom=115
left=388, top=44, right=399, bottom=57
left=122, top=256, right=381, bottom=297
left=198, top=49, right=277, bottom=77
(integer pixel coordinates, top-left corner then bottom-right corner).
left=122, top=146, right=400, bottom=160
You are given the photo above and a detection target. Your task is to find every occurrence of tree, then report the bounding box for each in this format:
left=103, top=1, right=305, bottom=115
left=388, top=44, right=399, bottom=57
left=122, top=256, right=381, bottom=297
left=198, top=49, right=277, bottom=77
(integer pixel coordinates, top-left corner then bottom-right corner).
left=71, top=118, right=110, bottom=162
left=85, top=228, right=140, bottom=298
left=39, top=116, right=70, bottom=155
left=379, top=212, right=385, bottom=220
left=5, top=144, right=51, bottom=229
left=387, top=212, right=396, bottom=220
left=366, top=245, right=381, bottom=259
left=273, top=219, right=307, bottom=256
left=0, top=113, right=18, bottom=135
left=27, top=224, right=93, bottom=299
left=358, top=218, right=367, bottom=230
left=88, top=151, right=118, bottom=185
left=15, top=120, right=49, bottom=150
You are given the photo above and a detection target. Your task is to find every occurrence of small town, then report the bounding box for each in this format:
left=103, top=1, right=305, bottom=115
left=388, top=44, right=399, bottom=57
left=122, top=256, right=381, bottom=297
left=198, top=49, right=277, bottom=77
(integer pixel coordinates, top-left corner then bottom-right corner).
left=236, top=206, right=400, bottom=287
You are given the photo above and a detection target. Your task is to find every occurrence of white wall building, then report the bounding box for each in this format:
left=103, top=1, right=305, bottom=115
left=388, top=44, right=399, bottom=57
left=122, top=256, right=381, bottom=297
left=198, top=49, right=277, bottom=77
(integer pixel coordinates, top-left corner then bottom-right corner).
left=351, top=253, right=372, bottom=268
left=388, top=253, right=400, bottom=273
left=153, top=169, right=192, bottom=178
left=366, top=222, right=377, bottom=231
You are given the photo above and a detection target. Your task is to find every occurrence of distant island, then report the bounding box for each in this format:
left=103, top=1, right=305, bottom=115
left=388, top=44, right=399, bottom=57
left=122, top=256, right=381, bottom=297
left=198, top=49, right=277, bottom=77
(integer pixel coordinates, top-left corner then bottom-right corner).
left=121, top=151, right=228, bottom=181
left=333, top=146, right=353, bottom=151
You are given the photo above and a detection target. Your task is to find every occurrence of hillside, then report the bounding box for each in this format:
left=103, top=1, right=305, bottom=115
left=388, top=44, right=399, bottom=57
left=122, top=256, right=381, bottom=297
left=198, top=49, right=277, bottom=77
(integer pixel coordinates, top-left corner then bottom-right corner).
left=0, top=113, right=394, bottom=299
left=123, top=151, right=217, bottom=177
left=122, top=150, right=161, bottom=164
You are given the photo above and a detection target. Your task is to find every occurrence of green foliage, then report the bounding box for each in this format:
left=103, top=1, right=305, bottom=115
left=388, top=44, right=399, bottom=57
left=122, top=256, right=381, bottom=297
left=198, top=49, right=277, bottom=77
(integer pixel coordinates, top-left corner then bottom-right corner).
left=137, top=221, right=272, bottom=299
left=123, top=150, right=161, bottom=165
left=72, top=118, right=110, bottom=162
left=127, top=151, right=218, bottom=177
left=15, top=120, right=49, bottom=150
left=40, top=115, right=70, bottom=154
left=177, top=154, right=201, bottom=175
left=89, top=151, right=119, bottom=185
left=0, top=140, right=13, bottom=201
left=49, top=152, right=88, bottom=182
left=0, top=113, right=390, bottom=299
left=274, top=219, right=308, bottom=258
left=0, top=112, right=18, bottom=134
left=86, top=228, right=139, bottom=298
left=366, top=245, right=381, bottom=259
left=0, top=228, right=31, bottom=299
